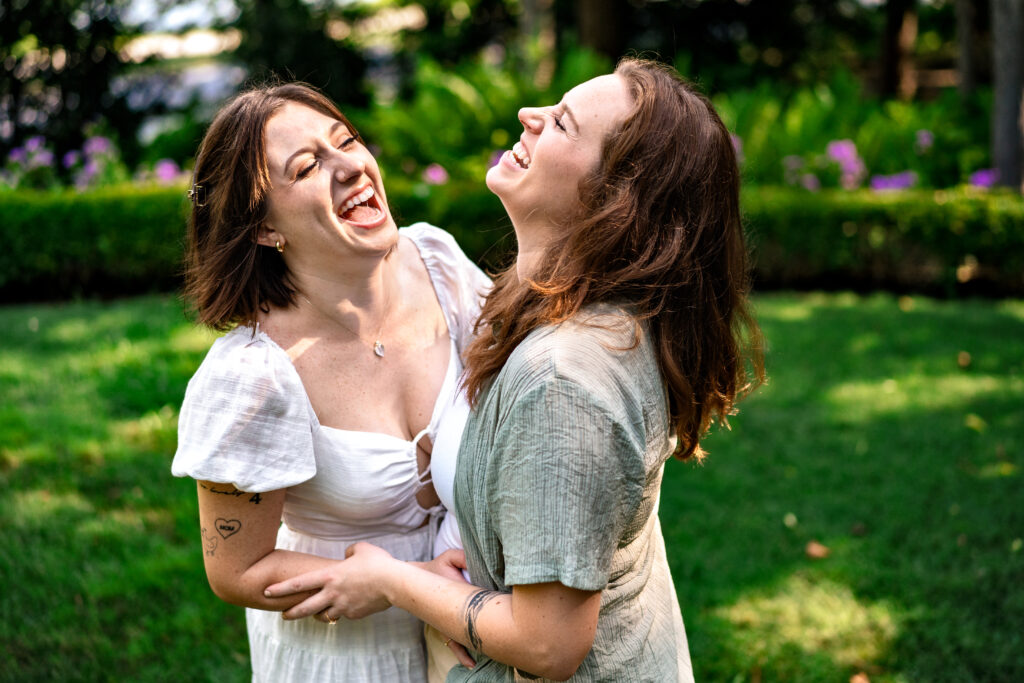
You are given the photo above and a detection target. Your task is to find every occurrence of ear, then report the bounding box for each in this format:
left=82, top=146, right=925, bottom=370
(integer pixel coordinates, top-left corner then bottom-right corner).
left=255, top=223, right=283, bottom=250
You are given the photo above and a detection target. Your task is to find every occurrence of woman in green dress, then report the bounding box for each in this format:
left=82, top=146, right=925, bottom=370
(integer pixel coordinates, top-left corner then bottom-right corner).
left=265, top=58, right=764, bottom=682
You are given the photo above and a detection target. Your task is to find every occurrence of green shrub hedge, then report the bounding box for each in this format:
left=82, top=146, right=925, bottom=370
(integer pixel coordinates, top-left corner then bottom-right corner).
left=1, top=182, right=1021, bottom=301
left=0, top=183, right=190, bottom=301
left=744, top=186, right=1024, bottom=295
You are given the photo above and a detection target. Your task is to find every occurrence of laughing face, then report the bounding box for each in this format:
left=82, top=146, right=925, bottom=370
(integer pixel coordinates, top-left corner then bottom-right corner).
left=259, top=102, right=397, bottom=262
left=485, top=74, right=633, bottom=235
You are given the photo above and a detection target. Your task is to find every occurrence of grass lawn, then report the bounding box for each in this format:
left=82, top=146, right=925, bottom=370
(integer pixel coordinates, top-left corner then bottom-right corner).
left=1, top=292, right=1021, bottom=682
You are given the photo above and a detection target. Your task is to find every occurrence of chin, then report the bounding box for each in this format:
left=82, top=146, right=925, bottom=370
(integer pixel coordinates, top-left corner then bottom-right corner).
left=484, top=165, right=504, bottom=197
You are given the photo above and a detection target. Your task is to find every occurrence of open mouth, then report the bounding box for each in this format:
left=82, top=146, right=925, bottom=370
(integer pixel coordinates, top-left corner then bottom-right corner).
left=338, top=184, right=386, bottom=227
left=511, top=141, right=531, bottom=169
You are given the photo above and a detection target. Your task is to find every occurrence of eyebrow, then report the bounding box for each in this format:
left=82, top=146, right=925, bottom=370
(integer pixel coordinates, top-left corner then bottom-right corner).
left=282, top=120, right=347, bottom=175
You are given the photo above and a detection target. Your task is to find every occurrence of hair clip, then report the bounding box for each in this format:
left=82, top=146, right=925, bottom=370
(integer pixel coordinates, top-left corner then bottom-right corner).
left=187, top=183, right=207, bottom=207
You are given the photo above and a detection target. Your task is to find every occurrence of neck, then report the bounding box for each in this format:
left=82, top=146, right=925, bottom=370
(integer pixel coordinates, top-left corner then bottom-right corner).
left=512, top=220, right=555, bottom=282
left=292, top=253, right=397, bottom=329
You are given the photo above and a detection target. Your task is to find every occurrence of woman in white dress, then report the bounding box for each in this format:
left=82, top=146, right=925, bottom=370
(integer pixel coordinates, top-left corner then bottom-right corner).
left=171, top=83, right=489, bottom=682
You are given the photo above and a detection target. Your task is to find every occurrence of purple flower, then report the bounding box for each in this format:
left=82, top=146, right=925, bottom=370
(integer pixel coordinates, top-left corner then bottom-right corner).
left=422, top=163, right=449, bottom=185
left=801, top=174, right=821, bottom=192
left=8, top=147, right=27, bottom=164
left=29, top=149, right=54, bottom=169
left=826, top=139, right=858, bottom=165
left=870, top=171, right=918, bottom=191
left=730, top=134, right=744, bottom=164
left=83, top=136, right=113, bottom=156
left=915, top=129, right=934, bottom=154
left=154, top=158, right=181, bottom=183
left=969, top=168, right=999, bottom=188
left=25, top=136, right=46, bottom=152
left=63, top=151, right=81, bottom=169
left=826, top=139, right=866, bottom=189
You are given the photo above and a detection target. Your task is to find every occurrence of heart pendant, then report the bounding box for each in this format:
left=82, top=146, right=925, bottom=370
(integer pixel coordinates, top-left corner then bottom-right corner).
left=373, top=341, right=385, bottom=357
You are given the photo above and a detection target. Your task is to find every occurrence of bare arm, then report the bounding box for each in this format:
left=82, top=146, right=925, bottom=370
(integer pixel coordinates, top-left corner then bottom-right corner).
left=265, top=542, right=602, bottom=680
left=196, top=480, right=339, bottom=611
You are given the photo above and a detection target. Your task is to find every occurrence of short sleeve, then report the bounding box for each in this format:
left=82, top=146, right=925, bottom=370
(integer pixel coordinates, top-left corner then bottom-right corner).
left=491, top=375, right=646, bottom=591
left=171, top=331, right=317, bottom=493
left=401, top=222, right=491, bottom=356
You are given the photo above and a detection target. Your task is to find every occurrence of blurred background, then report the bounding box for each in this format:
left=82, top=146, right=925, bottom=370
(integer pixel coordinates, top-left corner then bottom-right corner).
left=1, top=1, right=1022, bottom=681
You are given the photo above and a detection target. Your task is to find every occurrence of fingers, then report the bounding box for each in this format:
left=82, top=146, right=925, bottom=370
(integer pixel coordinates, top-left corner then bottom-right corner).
left=265, top=571, right=325, bottom=598
left=440, top=549, right=468, bottom=569
left=281, top=593, right=333, bottom=621
left=448, top=640, right=476, bottom=669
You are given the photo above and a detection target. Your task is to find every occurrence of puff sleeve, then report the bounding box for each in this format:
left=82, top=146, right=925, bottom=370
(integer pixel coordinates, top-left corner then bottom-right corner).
left=171, top=330, right=317, bottom=493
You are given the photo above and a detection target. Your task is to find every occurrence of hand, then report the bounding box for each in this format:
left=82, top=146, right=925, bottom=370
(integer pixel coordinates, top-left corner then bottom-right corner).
left=263, top=542, right=397, bottom=620
left=424, top=549, right=470, bottom=584
left=447, top=637, right=477, bottom=669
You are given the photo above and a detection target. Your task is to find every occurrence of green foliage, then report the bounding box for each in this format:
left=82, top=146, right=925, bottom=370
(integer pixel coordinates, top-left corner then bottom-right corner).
left=232, top=0, right=369, bottom=107
left=0, top=183, right=188, bottom=300
left=353, top=49, right=612, bottom=185
left=1, top=182, right=1021, bottom=301
left=1, top=292, right=1021, bottom=681
left=713, top=70, right=992, bottom=188
left=0, top=0, right=146, bottom=167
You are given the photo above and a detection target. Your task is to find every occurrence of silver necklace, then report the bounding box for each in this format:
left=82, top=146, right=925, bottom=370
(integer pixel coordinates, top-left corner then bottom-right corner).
left=300, top=292, right=391, bottom=358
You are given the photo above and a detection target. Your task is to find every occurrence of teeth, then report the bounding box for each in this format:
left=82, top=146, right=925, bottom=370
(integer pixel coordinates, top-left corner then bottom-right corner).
left=512, top=142, right=530, bottom=169
left=342, top=186, right=375, bottom=211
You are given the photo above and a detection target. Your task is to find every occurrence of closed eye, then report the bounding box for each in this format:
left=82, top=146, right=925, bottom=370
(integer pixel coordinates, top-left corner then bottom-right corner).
left=553, top=114, right=566, bottom=132
left=297, top=158, right=319, bottom=179
left=297, top=158, right=320, bottom=179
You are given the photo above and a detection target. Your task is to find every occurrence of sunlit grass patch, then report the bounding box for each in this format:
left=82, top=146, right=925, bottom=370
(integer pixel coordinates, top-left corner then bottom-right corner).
left=716, top=573, right=899, bottom=670
left=8, top=488, right=94, bottom=526
left=825, top=374, right=1010, bottom=420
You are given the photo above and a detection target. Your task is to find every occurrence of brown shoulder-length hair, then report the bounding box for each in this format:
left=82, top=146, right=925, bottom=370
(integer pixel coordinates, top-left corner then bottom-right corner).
left=463, top=57, right=765, bottom=461
left=184, top=82, right=360, bottom=331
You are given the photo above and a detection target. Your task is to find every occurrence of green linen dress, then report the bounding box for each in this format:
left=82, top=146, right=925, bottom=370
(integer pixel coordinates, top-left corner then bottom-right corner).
left=451, top=304, right=694, bottom=683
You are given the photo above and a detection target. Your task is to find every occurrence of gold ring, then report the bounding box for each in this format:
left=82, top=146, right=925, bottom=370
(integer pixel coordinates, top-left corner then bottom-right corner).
left=325, top=612, right=338, bottom=626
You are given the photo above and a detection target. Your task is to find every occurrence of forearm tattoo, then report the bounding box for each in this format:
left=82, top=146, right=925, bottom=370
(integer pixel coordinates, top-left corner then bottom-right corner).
left=462, top=589, right=510, bottom=651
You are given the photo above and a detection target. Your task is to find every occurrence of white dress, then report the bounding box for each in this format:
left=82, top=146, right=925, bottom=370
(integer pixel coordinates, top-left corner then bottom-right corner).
left=172, top=224, right=490, bottom=683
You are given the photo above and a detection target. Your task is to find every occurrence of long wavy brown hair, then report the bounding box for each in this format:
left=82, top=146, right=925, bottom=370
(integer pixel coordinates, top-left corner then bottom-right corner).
left=184, top=82, right=360, bottom=331
left=463, top=58, right=765, bottom=461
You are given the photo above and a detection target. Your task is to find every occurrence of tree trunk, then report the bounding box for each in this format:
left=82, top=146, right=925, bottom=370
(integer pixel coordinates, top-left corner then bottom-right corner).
left=991, top=0, right=1023, bottom=190
left=520, top=0, right=557, bottom=88
left=956, top=0, right=977, bottom=95
left=575, top=0, right=627, bottom=61
left=881, top=0, right=918, bottom=99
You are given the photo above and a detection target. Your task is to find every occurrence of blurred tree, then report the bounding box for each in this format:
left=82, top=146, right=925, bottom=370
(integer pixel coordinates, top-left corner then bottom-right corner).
left=880, top=0, right=918, bottom=99
left=231, top=0, right=369, bottom=107
left=574, top=0, right=628, bottom=60
left=956, top=0, right=978, bottom=95
left=990, top=0, right=1022, bottom=190
left=555, top=0, right=882, bottom=92
left=0, top=0, right=145, bottom=168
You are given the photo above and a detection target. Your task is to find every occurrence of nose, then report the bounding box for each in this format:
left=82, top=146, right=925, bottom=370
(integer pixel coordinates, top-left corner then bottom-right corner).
left=329, top=147, right=365, bottom=183
left=518, top=106, right=545, bottom=134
